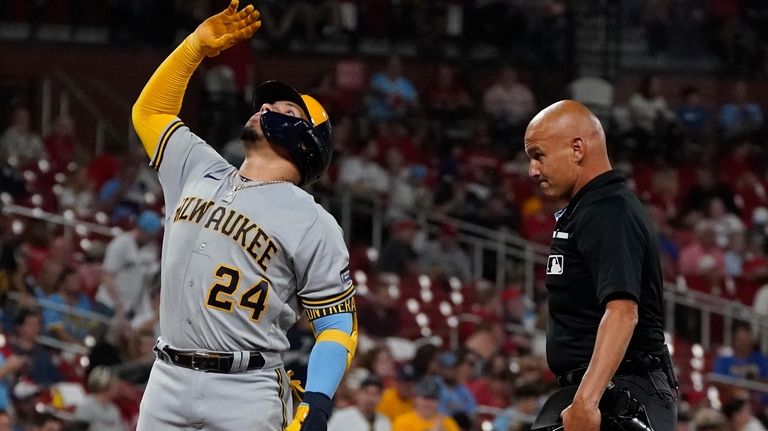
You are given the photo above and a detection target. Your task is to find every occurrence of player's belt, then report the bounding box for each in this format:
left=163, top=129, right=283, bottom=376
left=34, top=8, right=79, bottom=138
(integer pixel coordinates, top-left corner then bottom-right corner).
left=157, top=346, right=266, bottom=373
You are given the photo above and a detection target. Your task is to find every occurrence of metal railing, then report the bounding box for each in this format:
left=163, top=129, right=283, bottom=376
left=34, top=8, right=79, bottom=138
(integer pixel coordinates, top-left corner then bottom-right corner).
left=1, top=204, right=119, bottom=238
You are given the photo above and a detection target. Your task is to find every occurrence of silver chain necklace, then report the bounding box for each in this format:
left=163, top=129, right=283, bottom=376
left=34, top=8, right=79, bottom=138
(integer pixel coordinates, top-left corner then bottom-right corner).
left=221, top=175, right=290, bottom=204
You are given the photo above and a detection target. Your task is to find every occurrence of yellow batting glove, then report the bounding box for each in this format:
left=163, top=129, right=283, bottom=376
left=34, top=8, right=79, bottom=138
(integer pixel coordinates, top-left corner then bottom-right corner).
left=283, top=392, right=333, bottom=431
left=284, top=404, right=310, bottom=431
left=193, top=0, right=261, bottom=57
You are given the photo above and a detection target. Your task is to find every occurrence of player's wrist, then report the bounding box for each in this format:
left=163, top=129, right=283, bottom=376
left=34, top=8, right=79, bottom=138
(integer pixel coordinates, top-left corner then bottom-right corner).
left=302, top=391, right=333, bottom=418
left=184, top=33, right=206, bottom=59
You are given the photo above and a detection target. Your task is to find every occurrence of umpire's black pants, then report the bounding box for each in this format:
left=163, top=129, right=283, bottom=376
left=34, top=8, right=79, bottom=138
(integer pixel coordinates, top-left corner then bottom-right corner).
left=610, top=370, right=677, bottom=431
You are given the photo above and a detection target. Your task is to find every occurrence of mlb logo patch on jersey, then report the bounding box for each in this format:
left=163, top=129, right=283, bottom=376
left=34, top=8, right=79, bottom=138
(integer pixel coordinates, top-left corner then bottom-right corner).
left=547, top=255, right=564, bottom=275
left=340, top=267, right=353, bottom=289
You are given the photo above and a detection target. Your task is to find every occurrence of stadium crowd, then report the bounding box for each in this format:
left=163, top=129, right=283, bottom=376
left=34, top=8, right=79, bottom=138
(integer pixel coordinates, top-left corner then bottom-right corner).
left=1, top=1, right=768, bottom=431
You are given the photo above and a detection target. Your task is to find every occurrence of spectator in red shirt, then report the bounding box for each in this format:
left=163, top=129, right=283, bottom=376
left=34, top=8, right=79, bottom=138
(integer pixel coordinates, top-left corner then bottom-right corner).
left=679, top=220, right=726, bottom=290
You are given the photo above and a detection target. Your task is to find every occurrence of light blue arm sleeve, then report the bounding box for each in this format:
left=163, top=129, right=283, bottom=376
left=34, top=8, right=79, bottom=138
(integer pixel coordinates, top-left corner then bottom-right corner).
left=304, top=313, right=353, bottom=398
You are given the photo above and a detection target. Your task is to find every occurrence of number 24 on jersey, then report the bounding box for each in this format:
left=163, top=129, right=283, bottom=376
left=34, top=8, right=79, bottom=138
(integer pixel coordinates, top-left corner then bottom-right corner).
left=205, top=264, right=269, bottom=321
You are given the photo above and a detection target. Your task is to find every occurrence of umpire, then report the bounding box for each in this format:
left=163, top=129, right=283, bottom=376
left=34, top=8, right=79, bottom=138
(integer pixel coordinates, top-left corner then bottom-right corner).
left=524, top=101, right=677, bottom=430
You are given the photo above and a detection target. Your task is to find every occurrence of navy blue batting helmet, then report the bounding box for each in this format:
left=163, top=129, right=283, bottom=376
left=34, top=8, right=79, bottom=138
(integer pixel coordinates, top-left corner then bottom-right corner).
left=252, top=80, right=332, bottom=187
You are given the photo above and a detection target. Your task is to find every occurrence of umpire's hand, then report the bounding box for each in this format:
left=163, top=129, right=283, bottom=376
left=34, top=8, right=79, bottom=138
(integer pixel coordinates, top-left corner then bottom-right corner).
left=194, top=0, right=261, bottom=57
left=284, top=392, right=333, bottom=431
left=561, top=400, right=601, bottom=431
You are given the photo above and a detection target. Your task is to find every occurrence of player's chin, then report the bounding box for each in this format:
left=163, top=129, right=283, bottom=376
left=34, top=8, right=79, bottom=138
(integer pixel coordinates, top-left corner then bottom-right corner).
left=240, top=124, right=265, bottom=144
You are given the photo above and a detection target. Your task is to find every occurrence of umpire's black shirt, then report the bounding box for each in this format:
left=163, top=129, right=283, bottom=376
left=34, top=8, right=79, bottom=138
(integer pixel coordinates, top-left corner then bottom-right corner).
left=545, top=170, right=665, bottom=376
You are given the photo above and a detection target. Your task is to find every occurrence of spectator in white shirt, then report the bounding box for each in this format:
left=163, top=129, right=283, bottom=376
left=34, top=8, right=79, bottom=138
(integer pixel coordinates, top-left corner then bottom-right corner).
left=328, top=376, right=391, bottom=431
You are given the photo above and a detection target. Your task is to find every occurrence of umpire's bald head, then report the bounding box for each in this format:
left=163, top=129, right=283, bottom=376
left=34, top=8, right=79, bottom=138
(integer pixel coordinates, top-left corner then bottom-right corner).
left=523, top=100, right=612, bottom=201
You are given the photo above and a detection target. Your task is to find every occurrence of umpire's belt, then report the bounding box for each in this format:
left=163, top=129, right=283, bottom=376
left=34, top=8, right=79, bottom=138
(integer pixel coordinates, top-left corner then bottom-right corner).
left=557, top=352, right=664, bottom=387
left=156, top=345, right=265, bottom=373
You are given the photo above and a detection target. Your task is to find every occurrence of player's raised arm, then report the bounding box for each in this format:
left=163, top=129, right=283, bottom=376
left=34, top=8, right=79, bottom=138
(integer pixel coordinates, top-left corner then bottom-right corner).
left=131, top=0, right=260, bottom=160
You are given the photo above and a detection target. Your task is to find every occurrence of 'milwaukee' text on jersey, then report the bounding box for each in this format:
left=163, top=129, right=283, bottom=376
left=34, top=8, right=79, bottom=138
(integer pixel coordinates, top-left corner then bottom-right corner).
left=173, top=196, right=278, bottom=272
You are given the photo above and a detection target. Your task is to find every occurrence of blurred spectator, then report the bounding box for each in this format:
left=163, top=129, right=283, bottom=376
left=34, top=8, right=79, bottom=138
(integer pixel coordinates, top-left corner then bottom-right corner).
left=733, top=172, right=768, bottom=226
left=376, top=220, right=420, bottom=276
left=42, top=116, right=77, bottom=171
left=0, top=107, right=45, bottom=164
left=73, top=366, right=129, bottom=431
left=434, top=351, right=476, bottom=423
left=385, top=152, right=431, bottom=224
left=647, top=167, right=681, bottom=223
left=722, top=396, right=767, bottom=431
left=427, top=65, right=473, bottom=142
left=98, top=154, right=159, bottom=224
left=467, top=193, right=520, bottom=233
left=337, top=141, right=390, bottom=197
left=714, top=323, right=768, bottom=382
left=366, top=55, right=419, bottom=122
left=459, top=121, right=501, bottom=186
left=328, top=376, right=391, bottom=431
left=357, top=277, right=401, bottom=338
left=675, top=85, right=711, bottom=142
left=684, top=168, right=739, bottom=216
left=520, top=196, right=559, bottom=245
left=743, top=234, right=768, bottom=305
left=724, top=231, right=747, bottom=277
left=310, top=69, right=357, bottom=118
left=719, top=81, right=764, bottom=140
left=129, top=286, right=160, bottom=339
left=467, top=369, right=512, bottom=410
left=25, top=261, right=63, bottom=299
left=392, top=376, right=460, bottom=431
left=28, top=412, right=63, bottom=431
left=87, top=154, right=120, bottom=193
left=0, top=352, right=27, bottom=412
left=482, top=66, right=536, bottom=142
left=419, top=223, right=472, bottom=282
left=464, top=321, right=505, bottom=362
left=0, top=410, right=9, bottom=431
left=707, top=197, right=745, bottom=247
left=359, top=346, right=398, bottom=385
left=58, top=166, right=97, bottom=219
left=42, top=267, right=98, bottom=345
left=377, top=364, right=416, bottom=422
left=9, top=307, right=61, bottom=387
left=647, top=205, right=681, bottom=280
left=200, top=63, right=238, bottom=149
left=95, top=211, right=161, bottom=319
left=492, top=383, right=541, bottom=431
left=0, top=240, right=25, bottom=298
left=679, top=220, right=726, bottom=280
left=626, top=75, right=676, bottom=154
left=0, top=159, right=26, bottom=197
left=692, top=407, right=727, bottom=431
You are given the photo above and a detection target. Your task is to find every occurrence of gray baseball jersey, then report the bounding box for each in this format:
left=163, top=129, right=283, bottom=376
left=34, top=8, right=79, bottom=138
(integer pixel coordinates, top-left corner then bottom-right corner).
left=151, top=119, right=353, bottom=353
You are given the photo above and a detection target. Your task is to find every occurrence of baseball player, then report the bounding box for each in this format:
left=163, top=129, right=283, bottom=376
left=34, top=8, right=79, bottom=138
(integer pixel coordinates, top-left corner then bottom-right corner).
left=131, top=2, right=357, bottom=430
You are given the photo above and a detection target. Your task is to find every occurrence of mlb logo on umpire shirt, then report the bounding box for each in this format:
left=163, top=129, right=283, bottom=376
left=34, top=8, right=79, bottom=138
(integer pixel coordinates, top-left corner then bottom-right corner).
left=547, top=255, right=564, bottom=275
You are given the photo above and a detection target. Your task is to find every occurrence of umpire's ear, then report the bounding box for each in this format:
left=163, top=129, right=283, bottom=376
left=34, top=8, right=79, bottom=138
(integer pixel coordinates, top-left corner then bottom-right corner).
left=570, top=136, right=585, bottom=164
